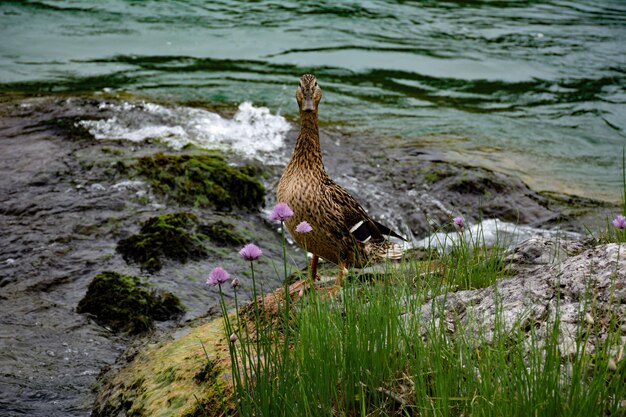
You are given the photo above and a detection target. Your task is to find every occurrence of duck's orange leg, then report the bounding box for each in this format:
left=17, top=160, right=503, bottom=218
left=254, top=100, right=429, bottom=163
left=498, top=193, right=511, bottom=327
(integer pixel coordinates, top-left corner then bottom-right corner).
left=320, top=259, right=347, bottom=298
left=336, top=259, right=347, bottom=287
left=310, top=254, right=319, bottom=281
left=288, top=254, right=320, bottom=298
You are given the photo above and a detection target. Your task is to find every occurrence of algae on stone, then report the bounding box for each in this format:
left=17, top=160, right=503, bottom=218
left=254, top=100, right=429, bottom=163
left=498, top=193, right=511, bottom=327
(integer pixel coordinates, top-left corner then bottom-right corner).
left=43, top=116, right=99, bottom=141
left=117, top=212, right=207, bottom=272
left=199, top=220, right=246, bottom=247
left=77, top=271, right=185, bottom=334
left=117, top=213, right=247, bottom=272
left=92, top=315, right=235, bottom=417
left=135, top=152, right=265, bottom=210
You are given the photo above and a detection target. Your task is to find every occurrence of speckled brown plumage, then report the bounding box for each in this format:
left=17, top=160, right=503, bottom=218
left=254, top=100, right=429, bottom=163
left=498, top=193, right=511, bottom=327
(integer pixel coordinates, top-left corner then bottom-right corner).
left=277, top=74, right=404, bottom=272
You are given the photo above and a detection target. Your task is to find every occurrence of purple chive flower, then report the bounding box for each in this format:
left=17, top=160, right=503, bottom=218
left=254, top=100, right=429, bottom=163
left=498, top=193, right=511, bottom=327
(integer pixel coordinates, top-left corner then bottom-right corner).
left=206, top=266, right=230, bottom=287
left=296, top=221, right=313, bottom=234
left=453, top=216, right=465, bottom=231
left=269, top=202, right=294, bottom=221
left=229, top=333, right=238, bottom=343
left=239, top=243, right=263, bottom=261
left=613, top=215, right=626, bottom=230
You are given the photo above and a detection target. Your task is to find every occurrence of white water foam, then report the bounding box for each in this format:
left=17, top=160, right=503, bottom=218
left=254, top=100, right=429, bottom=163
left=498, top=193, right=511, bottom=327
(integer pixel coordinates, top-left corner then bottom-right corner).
left=415, top=219, right=581, bottom=252
left=78, top=101, right=291, bottom=162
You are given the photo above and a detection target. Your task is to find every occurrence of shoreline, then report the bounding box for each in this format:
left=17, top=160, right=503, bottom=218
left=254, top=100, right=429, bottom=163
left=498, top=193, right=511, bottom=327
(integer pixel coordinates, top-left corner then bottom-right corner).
left=0, top=94, right=617, bottom=416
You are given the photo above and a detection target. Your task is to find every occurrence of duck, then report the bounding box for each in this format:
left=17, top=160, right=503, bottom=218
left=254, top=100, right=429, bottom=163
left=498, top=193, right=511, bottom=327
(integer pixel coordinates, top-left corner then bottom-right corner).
left=277, top=74, right=406, bottom=287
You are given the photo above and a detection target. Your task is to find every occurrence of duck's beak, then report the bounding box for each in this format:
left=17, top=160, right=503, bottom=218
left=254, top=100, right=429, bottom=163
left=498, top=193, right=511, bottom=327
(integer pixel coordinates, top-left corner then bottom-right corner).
left=304, top=93, right=314, bottom=112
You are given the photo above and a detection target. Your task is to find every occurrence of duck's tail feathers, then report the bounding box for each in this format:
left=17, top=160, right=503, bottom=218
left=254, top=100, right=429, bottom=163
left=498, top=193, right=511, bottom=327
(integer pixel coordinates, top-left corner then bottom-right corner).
left=384, top=241, right=404, bottom=259
left=367, top=240, right=404, bottom=261
left=372, top=219, right=407, bottom=241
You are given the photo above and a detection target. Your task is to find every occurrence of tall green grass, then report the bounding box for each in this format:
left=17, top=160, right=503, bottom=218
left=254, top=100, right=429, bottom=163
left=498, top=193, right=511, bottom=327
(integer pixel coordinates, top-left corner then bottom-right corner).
left=212, top=222, right=624, bottom=417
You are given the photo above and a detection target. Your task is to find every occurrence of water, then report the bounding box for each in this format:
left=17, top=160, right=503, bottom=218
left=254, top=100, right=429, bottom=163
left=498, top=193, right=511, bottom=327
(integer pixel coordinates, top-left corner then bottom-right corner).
left=1, top=0, right=625, bottom=201
left=78, top=100, right=291, bottom=161
left=0, top=4, right=624, bottom=414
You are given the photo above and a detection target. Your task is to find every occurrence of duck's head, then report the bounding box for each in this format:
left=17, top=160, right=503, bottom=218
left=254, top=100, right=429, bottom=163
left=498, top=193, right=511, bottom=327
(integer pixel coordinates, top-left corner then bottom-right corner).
left=296, top=74, right=322, bottom=113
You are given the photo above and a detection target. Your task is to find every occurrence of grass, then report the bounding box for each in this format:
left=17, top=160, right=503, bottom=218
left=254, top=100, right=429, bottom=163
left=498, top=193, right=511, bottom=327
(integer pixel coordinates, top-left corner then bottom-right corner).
left=201, top=212, right=626, bottom=417
left=203, top=155, right=626, bottom=416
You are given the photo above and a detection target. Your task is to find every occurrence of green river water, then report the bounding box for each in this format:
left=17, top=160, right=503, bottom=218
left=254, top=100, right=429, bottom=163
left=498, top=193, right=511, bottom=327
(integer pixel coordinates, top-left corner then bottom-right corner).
left=1, top=2, right=626, bottom=416
left=2, top=0, right=625, bottom=201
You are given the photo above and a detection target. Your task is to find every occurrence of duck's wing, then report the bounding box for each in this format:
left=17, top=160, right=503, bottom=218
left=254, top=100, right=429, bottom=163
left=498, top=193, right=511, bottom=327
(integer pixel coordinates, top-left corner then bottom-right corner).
left=325, top=179, right=406, bottom=243
left=371, top=219, right=407, bottom=241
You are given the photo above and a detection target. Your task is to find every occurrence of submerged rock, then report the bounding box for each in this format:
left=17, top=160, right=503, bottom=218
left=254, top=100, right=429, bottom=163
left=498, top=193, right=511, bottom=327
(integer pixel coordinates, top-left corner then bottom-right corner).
left=117, top=212, right=209, bottom=272
left=77, top=271, right=185, bottom=334
left=135, top=152, right=265, bottom=211
left=116, top=213, right=248, bottom=272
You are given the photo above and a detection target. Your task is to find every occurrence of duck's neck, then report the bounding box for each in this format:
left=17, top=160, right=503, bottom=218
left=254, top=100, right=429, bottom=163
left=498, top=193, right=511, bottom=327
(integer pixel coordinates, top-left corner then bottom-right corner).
left=290, top=110, right=325, bottom=171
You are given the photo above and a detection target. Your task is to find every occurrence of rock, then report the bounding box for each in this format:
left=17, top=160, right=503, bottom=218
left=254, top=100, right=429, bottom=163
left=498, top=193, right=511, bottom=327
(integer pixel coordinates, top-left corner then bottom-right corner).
left=0, top=95, right=301, bottom=416
left=92, top=315, right=235, bottom=417
left=313, top=132, right=616, bottom=238
left=1, top=95, right=619, bottom=416
left=409, top=241, right=626, bottom=357
left=199, top=220, right=247, bottom=247
left=77, top=271, right=185, bottom=334
left=94, top=239, right=626, bottom=416
left=116, top=212, right=209, bottom=273
left=134, top=152, right=265, bottom=211
left=503, top=235, right=593, bottom=273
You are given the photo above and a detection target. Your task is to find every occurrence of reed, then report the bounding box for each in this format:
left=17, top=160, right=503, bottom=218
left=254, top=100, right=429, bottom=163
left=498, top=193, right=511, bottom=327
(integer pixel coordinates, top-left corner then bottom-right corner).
left=209, top=212, right=624, bottom=416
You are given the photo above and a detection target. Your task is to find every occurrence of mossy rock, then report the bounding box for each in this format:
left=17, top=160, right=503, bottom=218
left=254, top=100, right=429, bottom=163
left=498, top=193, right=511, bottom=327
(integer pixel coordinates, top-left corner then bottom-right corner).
left=117, top=212, right=208, bottom=273
left=134, top=152, right=265, bottom=211
left=43, top=116, right=99, bottom=141
left=77, top=271, right=185, bottom=334
left=199, top=220, right=246, bottom=247
left=117, top=213, right=247, bottom=272
left=92, top=315, right=236, bottom=417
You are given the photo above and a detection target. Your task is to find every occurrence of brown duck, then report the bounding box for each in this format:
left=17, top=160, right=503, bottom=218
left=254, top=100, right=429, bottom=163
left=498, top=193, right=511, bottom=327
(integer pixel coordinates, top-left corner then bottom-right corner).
left=277, top=74, right=405, bottom=286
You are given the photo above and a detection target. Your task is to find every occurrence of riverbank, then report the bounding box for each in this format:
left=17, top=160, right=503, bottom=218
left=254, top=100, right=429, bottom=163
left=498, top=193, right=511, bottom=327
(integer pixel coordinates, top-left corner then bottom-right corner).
left=0, top=94, right=617, bottom=416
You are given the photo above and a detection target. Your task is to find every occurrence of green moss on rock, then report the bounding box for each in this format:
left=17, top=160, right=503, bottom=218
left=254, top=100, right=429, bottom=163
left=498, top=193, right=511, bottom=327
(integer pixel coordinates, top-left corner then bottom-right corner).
left=77, top=271, right=185, bottom=334
left=117, top=213, right=248, bottom=272
left=199, top=220, right=246, bottom=246
left=43, top=116, right=99, bottom=141
left=135, top=152, right=265, bottom=211
left=117, top=212, right=208, bottom=273
left=92, top=315, right=235, bottom=417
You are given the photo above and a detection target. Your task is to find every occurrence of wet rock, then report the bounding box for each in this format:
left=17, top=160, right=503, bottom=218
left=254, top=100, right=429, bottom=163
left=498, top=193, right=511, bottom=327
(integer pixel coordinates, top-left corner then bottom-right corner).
left=117, top=213, right=249, bottom=272
left=312, top=131, right=616, bottom=238
left=199, top=220, right=247, bottom=247
left=0, top=95, right=300, bottom=416
left=116, top=212, right=209, bottom=273
left=77, top=271, right=185, bottom=334
left=135, top=152, right=265, bottom=211
left=1, top=95, right=618, bottom=417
